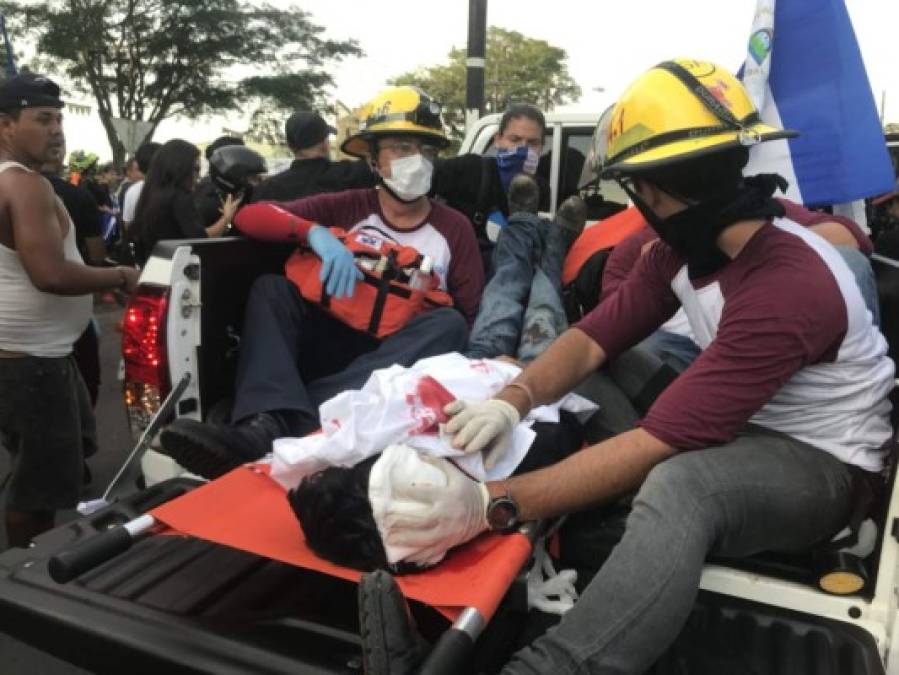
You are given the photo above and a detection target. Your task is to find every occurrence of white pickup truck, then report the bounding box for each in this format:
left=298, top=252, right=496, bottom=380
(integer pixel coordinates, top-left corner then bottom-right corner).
left=0, top=112, right=896, bottom=674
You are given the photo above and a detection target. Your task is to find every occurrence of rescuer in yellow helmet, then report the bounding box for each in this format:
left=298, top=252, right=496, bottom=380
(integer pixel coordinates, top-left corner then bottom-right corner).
left=356, top=59, right=892, bottom=675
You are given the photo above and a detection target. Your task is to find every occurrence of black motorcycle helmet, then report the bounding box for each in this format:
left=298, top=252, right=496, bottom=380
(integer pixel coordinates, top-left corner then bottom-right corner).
left=209, top=145, right=267, bottom=196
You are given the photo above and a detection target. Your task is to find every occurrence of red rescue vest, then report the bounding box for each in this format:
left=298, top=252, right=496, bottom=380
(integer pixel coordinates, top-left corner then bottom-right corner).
left=285, top=228, right=453, bottom=339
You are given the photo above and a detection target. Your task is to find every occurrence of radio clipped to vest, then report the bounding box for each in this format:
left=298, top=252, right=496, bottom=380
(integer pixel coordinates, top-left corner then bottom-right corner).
left=285, top=228, right=453, bottom=339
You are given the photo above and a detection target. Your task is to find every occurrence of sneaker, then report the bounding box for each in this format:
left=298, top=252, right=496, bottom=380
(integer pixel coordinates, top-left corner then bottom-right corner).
left=358, top=570, right=427, bottom=675
left=507, top=174, right=540, bottom=215
left=555, top=195, right=588, bottom=238
left=158, top=413, right=281, bottom=479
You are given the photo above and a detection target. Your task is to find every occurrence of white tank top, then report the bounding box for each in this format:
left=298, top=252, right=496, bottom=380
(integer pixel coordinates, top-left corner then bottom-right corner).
left=0, top=161, right=92, bottom=357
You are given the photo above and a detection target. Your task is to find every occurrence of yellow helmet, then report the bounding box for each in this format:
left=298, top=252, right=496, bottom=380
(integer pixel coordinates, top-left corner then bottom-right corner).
left=341, top=86, right=450, bottom=158
left=602, top=58, right=798, bottom=178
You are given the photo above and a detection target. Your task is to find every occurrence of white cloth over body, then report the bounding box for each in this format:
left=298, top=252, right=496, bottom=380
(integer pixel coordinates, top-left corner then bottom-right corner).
left=270, top=352, right=597, bottom=489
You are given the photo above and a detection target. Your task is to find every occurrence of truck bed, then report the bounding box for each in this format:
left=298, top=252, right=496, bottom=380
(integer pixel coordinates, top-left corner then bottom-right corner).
left=0, top=480, right=884, bottom=675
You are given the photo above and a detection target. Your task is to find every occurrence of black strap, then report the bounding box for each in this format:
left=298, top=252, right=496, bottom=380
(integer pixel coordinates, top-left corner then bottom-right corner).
left=606, top=61, right=760, bottom=166
left=368, top=275, right=390, bottom=335
left=471, top=156, right=495, bottom=227
left=608, top=119, right=759, bottom=165
left=655, top=61, right=745, bottom=131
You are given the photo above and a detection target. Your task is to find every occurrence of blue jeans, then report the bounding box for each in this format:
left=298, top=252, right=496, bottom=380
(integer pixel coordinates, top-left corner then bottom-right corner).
left=231, top=275, right=469, bottom=428
left=502, top=426, right=855, bottom=674
left=466, top=213, right=572, bottom=362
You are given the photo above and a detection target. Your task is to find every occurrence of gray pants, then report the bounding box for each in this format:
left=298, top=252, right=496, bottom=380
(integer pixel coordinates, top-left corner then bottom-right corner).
left=502, top=427, right=855, bottom=674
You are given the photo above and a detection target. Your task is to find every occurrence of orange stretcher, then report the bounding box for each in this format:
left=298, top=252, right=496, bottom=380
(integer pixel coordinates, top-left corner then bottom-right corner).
left=150, top=465, right=533, bottom=622
left=48, top=465, right=543, bottom=675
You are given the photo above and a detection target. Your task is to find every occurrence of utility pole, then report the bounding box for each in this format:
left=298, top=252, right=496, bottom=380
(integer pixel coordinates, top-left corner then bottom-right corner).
left=465, top=0, right=487, bottom=136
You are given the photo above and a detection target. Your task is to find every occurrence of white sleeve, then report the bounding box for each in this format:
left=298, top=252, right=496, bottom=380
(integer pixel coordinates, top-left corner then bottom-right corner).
left=122, top=182, right=143, bottom=222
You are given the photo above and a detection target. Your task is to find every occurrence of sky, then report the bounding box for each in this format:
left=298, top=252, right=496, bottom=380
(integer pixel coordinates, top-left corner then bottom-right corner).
left=47, top=0, right=899, bottom=161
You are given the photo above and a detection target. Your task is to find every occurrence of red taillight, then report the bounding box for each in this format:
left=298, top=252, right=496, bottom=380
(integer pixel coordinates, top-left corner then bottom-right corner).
left=123, top=287, right=169, bottom=388
left=122, top=286, right=170, bottom=438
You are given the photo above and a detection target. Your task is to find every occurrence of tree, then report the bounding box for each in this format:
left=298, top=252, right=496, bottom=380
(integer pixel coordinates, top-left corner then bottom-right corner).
left=390, top=27, right=581, bottom=143
left=3, top=1, right=360, bottom=165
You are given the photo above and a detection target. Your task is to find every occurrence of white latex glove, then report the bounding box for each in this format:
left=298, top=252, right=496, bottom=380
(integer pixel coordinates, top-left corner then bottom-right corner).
left=369, top=445, right=490, bottom=566
left=442, top=399, right=521, bottom=460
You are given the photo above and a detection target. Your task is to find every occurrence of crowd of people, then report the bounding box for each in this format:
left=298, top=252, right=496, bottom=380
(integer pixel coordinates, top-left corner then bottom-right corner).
left=0, top=56, right=896, bottom=674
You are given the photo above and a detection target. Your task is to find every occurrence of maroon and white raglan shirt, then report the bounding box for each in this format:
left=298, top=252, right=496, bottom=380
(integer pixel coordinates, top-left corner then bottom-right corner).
left=236, top=188, right=485, bottom=326
left=577, top=217, right=894, bottom=471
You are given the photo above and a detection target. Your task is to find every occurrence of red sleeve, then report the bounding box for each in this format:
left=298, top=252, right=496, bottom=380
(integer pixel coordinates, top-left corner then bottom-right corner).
left=436, top=203, right=484, bottom=326
left=232, top=202, right=316, bottom=242
left=640, top=257, right=847, bottom=450
left=276, top=190, right=361, bottom=226
left=779, top=198, right=873, bottom=255
left=575, top=242, right=681, bottom=358
left=601, top=226, right=657, bottom=301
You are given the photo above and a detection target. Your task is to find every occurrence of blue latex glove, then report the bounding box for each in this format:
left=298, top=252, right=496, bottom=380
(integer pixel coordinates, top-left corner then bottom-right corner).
left=307, top=225, right=363, bottom=299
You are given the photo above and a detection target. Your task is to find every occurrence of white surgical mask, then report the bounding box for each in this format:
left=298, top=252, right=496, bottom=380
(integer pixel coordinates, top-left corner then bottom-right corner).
left=382, top=153, right=433, bottom=202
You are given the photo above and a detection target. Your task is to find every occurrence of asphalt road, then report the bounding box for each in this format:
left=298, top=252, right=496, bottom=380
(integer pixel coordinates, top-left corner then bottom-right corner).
left=1, top=302, right=131, bottom=674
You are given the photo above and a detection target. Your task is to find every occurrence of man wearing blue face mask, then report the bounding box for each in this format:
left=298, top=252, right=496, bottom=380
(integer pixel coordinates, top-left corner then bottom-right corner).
left=431, top=104, right=551, bottom=274
left=158, top=87, right=485, bottom=479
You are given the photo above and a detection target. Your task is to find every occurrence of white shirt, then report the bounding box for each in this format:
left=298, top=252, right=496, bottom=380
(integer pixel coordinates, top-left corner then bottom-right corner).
left=122, top=179, right=144, bottom=223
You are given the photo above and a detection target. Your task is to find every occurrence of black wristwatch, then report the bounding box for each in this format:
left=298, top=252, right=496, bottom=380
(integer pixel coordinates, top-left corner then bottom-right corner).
left=486, top=491, right=521, bottom=533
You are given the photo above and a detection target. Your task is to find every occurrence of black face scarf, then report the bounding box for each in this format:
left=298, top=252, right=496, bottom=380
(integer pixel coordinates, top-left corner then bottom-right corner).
left=624, top=173, right=788, bottom=278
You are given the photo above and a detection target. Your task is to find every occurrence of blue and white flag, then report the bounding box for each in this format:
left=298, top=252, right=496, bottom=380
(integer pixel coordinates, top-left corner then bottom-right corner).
left=741, top=0, right=893, bottom=206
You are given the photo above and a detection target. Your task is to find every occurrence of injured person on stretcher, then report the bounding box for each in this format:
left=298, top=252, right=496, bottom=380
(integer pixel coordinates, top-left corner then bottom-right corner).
left=267, top=352, right=593, bottom=571
left=288, top=414, right=584, bottom=572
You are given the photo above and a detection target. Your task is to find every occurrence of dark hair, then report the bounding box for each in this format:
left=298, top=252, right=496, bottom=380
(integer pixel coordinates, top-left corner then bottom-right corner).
left=499, top=103, right=546, bottom=137
left=638, top=146, right=750, bottom=203
left=288, top=456, right=389, bottom=572
left=205, top=135, right=243, bottom=161
left=135, top=141, right=162, bottom=174
left=132, top=139, right=200, bottom=262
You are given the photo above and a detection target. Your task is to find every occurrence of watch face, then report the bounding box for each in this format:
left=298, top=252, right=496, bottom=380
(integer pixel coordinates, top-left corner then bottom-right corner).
left=488, top=496, right=519, bottom=531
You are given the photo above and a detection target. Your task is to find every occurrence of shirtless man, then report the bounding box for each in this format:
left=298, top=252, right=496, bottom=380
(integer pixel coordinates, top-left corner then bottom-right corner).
left=0, top=73, right=138, bottom=547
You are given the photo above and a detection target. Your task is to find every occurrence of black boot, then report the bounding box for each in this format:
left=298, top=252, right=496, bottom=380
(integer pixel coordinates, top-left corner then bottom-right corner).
left=507, top=174, right=540, bottom=215
left=358, top=570, right=428, bottom=675
left=555, top=194, right=587, bottom=239
left=159, top=412, right=283, bottom=479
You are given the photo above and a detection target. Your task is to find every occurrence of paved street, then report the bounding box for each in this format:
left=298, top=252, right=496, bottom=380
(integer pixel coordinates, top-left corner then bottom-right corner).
left=1, top=302, right=130, bottom=674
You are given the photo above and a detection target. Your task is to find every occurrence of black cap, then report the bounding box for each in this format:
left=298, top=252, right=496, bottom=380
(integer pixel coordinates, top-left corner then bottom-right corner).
left=0, top=72, right=64, bottom=110
left=205, top=135, right=244, bottom=161
left=285, top=111, right=336, bottom=150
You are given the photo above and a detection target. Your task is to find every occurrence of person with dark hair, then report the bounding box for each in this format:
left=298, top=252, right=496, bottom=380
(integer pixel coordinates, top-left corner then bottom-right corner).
left=0, top=72, right=139, bottom=547
left=252, top=111, right=375, bottom=202
left=158, top=87, right=483, bottom=481
left=121, top=141, right=162, bottom=232
left=117, top=156, right=140, bottom=205
left=356, top=59, right=895, bottom=675
left=289, top=416, right=583, bottom=572
left=132, top=139, right=241, bottom=264
left=430, top=102, right=551, bottom=273
left=289, top=455, right=387, bottom=571
left=195, top=136, right=250, bottom=227
left=40, top=141, right=106, bottom=400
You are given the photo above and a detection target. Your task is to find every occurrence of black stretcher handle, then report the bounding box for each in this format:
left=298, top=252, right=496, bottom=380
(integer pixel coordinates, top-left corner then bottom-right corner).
left=416, top=629, right=475, bottom=675
left=48, top=526, right=135, bottom=583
